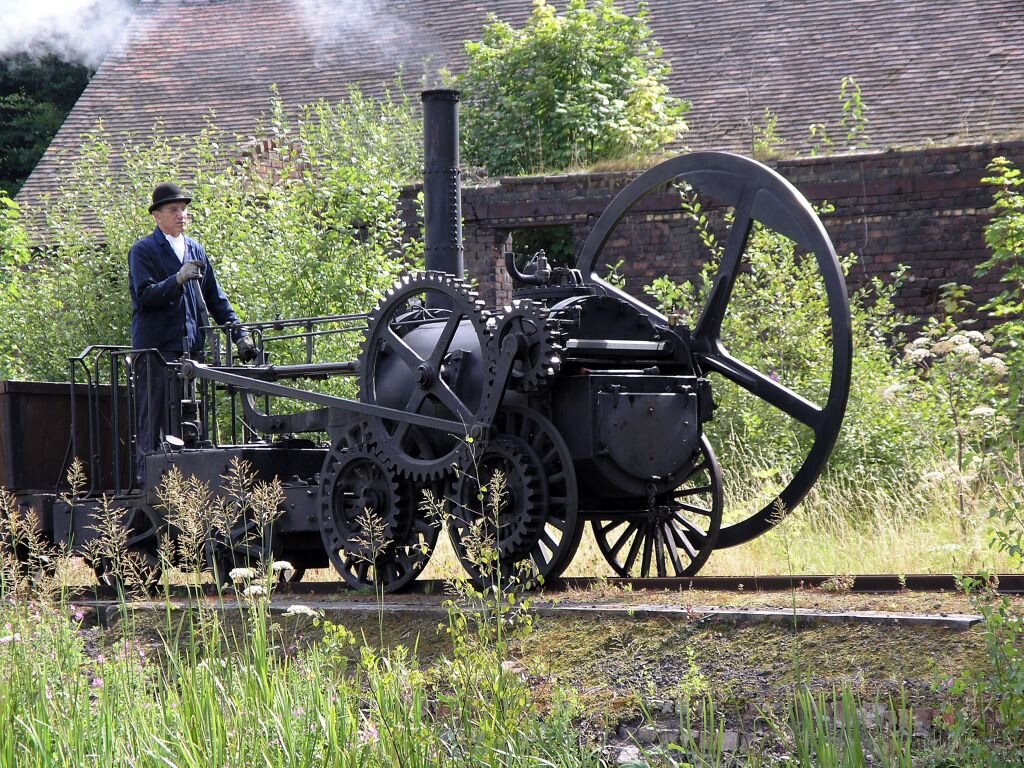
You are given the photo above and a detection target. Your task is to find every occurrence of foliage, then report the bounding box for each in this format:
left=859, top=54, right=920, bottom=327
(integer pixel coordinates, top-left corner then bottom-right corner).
left=942, top=578, right=1024, bottom=767
left=0, top=467, right=598, bottom=768
left=643, top=200, right=932, bottom=488
left=807, top=121, right=834, bottom=157
left=898, top=309, right=1011, bottom=529
left=456, top=0, right=689, bottom=176
left=977, top=154, right=1024, bottom=578
left=806, top=75, right=870, bottom=156
left=980, top=156, right=1024, bottom=436
left=0, top=87, right=422, bottom=381
left=752, top=107, right=783, bottom=161
left=839, top=75, right=870, bottom=151
left=0, top=53, right=92, bottom=196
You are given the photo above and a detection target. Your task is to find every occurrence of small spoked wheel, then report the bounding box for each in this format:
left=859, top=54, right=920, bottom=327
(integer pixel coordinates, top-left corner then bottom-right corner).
left=318, top=443, right=439, bottom=592
left=592, top=436, right=723, bottom=578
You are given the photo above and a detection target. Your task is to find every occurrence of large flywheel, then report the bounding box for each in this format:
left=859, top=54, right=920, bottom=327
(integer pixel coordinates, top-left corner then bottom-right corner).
left=576, top=152, right=852, bottom=548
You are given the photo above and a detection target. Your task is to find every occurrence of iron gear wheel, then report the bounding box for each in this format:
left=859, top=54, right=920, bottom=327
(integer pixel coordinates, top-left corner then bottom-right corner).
left=358, top=271, right=495, bottom=481
left=491, top=299, right=565, bottom=392
left=447, top=406, right=581, bottom=587
left=317, top=440, right=438, bottom=592
left=449, top=434, right=548, bottom=582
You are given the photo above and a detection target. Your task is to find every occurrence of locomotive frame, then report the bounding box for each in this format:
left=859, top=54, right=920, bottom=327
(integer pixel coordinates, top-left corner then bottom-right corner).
left=0, top=90, right=851, bottom=590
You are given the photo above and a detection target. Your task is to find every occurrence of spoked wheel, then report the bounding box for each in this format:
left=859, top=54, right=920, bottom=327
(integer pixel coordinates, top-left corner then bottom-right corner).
left=92, top=503, right=163, bottom=591
left=359, top=271, right=493, bottom=481
left=318, top=440, right=439, bottom=592
left=576, top=152, right=852, bottom=548
left=592, top=436, right=723, bottom=578
left=449, top=406, right=580, bottom=586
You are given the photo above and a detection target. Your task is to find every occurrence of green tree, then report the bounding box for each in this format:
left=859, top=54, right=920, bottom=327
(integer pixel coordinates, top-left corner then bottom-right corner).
left=0, top=53, right=92, bottom=196
left=0, top=88, right=423, bottom=380
left=980, top=156, right=1024, bottom=427
left=456, top=0, right=688, bottom=176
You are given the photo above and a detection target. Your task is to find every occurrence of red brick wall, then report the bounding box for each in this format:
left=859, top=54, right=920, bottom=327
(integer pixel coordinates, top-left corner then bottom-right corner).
left=399, top=140, right=1024, bottom=325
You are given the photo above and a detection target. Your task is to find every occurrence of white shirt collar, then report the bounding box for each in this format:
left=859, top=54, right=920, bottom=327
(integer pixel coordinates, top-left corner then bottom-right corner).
left=163, top=230, right=186, bottom=262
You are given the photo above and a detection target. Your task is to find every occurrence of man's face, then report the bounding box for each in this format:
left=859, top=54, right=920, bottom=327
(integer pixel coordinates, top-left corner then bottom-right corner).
left=152, top=202, right=189, bottom=237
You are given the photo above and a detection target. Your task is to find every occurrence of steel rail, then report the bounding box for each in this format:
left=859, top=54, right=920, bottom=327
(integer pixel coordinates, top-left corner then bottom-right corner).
left=68, top=573, right=1024, bottom=602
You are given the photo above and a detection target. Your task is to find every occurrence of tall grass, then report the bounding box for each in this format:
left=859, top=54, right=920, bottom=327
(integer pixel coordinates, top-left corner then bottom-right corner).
left=0, top=469, right=601, bottom=768
left=1, top=457, right=602, bottom=766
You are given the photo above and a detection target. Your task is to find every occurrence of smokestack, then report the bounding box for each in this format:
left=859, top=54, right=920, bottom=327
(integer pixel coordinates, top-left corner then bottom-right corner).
left=421, top=89, right=463, bottom=279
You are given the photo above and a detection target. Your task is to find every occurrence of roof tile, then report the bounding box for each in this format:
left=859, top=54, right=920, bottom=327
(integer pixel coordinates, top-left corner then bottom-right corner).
left=18, top=0, right=1024, bottom=222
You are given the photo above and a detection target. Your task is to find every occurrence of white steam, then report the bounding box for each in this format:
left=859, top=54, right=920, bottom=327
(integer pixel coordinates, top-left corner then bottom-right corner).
left=291, top=0, right=421, bottom=63
left=0, top=0, right=136, bottom=68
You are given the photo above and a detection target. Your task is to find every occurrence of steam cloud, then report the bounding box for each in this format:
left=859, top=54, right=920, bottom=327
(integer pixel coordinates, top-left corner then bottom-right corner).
left=0, top=0, right=136, bottom=68
left=291, top=0, right=426, bottom=64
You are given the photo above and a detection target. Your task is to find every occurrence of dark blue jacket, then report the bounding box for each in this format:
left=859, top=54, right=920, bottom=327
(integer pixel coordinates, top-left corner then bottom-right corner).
left=128, top=227, right=243, bottom=356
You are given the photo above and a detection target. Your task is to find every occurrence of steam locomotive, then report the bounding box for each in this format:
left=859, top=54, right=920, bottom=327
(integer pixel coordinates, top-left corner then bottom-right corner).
left=0, top=90, right=852, bottom=590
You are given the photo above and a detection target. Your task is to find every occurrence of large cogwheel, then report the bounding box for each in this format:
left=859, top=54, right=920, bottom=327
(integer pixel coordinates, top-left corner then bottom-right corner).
left=491, top=299, right=565, bottom=392
left=358, top=271, right=495, bottom=481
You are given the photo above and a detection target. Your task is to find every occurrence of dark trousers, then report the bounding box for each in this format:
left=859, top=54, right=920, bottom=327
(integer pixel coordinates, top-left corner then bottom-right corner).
left=134, top=351, right=165, bottom=486
left=133, top=351, right=179, bottom=487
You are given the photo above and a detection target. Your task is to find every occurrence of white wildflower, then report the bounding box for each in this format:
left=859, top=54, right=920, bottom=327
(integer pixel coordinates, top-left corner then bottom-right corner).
left=968, top=406, right=997, bottom=419
left=905, top=347, right=933, bottom=364
left=949, top=342, right=980, bottom=360
left=272, top=561, right=295, bottom=575
left=242, top=584, right=266, bottom=598
left=963, top=330, right=986, bottom=343
left=980, top=356, right=1009, bottom=377
left=907, top=336, right=931, bottom=350
left=229, top=567, right=258, bottom=583
left=283, top=605, right=322, bottom=618
left=881, top=382, right=905, bottom=401
left=947, top=334, right=969, bottom=347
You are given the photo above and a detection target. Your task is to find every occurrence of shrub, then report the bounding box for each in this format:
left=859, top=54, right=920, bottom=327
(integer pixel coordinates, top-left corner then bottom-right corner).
left=456, top=0, right=688, bottom=176
left=0, top=87, right=422, bottom=381
left=979, top=156, right=1024, bottom=437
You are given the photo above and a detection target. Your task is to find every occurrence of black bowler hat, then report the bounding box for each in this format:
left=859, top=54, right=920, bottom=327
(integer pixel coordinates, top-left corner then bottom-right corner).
left=149, top=182, right=192, bottom=213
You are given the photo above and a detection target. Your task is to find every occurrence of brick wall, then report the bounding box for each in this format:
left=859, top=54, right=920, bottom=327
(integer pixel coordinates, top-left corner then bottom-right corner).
left=399, top=140, right=1024, bottom=325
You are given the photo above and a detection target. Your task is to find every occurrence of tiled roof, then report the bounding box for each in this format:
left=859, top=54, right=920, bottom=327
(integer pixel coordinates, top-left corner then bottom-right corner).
left=18, top=0, right=1024, bottom=222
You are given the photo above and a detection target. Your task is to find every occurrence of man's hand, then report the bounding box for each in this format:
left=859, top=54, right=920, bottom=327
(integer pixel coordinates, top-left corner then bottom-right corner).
left=236, top=335, right=257, bottom=363
left=176, top=261, right=203, bottom=285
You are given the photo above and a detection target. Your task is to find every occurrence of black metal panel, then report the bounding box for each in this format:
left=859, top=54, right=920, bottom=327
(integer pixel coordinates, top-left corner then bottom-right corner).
left=550, top=373, right=703, bottom=499
left=144, top=445, right=325, bottom=533
left=0, top=380, right=130, bottom=492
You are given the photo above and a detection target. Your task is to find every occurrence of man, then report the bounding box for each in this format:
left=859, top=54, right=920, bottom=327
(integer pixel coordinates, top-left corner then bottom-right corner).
left=128, top=182, right=256, bottom=486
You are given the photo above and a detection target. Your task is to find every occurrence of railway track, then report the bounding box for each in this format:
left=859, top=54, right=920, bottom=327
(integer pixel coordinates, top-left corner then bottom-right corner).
left=65, top=573, right=1024, bottom=603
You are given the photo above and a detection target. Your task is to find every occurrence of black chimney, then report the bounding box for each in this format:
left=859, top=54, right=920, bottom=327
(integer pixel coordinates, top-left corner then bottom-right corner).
left=421, top=89, right=463, bottom=279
